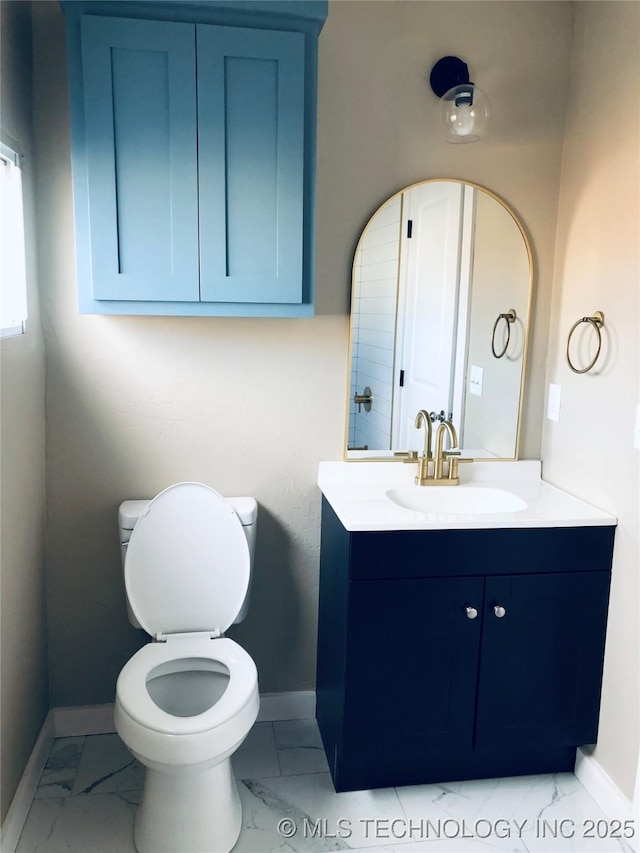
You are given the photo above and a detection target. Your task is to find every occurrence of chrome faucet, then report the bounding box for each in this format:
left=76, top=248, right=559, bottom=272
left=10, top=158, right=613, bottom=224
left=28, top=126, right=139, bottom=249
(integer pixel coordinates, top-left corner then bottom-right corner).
left=413, top=409, right=433, bottom=485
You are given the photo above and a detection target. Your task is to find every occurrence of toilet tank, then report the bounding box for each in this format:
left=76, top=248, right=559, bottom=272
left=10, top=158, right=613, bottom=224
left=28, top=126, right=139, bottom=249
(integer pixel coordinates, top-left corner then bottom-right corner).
left=118, top=495, right=258, bottom=630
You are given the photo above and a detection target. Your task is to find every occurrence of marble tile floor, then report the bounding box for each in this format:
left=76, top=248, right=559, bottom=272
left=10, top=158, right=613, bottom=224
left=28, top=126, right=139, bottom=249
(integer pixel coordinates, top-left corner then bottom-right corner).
left=17, top=720, right=632, bottom=853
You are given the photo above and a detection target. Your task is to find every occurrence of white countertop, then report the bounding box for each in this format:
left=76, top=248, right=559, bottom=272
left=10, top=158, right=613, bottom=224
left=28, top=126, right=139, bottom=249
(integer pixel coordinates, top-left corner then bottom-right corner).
left=318, top=460, right=617, bottom=532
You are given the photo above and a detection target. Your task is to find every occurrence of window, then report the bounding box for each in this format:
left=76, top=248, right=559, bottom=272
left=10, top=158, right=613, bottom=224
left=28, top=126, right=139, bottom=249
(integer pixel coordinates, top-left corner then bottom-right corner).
left=1, top=141, right=28, bottom=338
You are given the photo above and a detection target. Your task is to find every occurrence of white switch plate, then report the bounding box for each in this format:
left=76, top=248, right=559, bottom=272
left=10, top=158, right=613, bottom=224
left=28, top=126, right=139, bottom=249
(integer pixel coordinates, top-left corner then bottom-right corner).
left=469, top=365, right=483, bottom=397
left=547, top=383, right=562, bottom=422
left=634, top=404, right=640, bottom=450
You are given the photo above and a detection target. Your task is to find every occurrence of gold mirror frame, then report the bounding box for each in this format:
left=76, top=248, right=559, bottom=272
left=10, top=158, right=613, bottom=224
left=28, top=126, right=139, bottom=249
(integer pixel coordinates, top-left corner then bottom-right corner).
left=344, top=178, right=533, bottom=461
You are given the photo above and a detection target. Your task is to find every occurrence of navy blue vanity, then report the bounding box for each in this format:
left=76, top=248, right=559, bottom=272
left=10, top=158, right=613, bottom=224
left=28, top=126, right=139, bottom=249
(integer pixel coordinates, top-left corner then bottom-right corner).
left=316, top=462, right=616, bottom=793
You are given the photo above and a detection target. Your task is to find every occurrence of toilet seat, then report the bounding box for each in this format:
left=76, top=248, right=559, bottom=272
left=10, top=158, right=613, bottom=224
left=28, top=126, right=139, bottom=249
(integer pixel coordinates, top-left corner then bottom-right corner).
left=116, top=635, right=257, bottom=736
left=124, top=482, right=250, bottom=638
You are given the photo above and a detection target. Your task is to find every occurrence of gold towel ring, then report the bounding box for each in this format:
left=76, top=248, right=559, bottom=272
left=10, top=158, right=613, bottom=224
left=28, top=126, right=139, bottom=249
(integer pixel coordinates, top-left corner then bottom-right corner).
left=491, top=309, right=517, bottom=359
left=566, top=311, right=604, bottom=374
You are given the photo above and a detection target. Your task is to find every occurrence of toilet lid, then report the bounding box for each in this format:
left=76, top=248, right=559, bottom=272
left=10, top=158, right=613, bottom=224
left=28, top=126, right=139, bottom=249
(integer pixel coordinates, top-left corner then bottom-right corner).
left=124, top=483, right=250, bottom=637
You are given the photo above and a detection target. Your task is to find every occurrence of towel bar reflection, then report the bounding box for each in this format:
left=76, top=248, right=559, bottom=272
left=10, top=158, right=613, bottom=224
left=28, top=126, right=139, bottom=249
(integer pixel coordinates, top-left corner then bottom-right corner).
left=354, top=386, right=373, bottom=413
left=491, top=309, right=516, bottom=358
left=566, top=311, right=604, bottom=374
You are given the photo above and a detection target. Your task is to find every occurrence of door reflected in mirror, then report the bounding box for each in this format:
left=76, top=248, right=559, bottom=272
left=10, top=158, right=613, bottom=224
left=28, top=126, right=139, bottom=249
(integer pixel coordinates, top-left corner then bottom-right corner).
left=347, top=180, right=532, bottom=460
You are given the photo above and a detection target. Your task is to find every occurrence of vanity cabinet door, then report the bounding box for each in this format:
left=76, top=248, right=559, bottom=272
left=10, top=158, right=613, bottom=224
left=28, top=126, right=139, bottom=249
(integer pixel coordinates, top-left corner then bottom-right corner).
left=339, top=577, right=484, bottom=789
left=475, top=572, right=611, bottom=751
left=80, top=16, right=199, bottom=303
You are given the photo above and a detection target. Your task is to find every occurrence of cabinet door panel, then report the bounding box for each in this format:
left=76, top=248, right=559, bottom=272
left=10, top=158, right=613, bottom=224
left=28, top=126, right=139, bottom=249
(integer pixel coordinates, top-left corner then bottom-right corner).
left=81, top=16, right=199, bottom=301
left=346, top=578, right=484, bottom=759
left=475, top=572, right=610, bottom=751
left=197, top=25, right=304, bottom=304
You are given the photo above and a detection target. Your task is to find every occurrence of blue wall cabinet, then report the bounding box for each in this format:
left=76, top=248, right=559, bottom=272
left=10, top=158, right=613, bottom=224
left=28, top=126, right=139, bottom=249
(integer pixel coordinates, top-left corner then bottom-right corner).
left=62, top=1, right=327, bottom=316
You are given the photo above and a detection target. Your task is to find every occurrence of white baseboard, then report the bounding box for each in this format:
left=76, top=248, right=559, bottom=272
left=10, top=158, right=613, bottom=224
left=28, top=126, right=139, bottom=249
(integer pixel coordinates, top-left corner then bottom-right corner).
left=52, top=703, right=116, bottom=736
left=575, top=747, right=638, bottom=852
left=0, top=712, right=55, bottom=853
left=256, top=690, right=316, bottom=722
left=49, top=691, right=316, bottom=738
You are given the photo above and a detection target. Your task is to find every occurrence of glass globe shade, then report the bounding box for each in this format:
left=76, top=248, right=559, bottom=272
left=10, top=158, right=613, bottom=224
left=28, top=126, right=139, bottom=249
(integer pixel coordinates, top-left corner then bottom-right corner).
left=440, top=84, right=491, bottom=144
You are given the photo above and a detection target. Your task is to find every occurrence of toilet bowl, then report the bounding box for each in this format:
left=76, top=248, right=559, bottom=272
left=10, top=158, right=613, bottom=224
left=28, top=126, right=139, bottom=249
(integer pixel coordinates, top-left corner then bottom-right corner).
left=114, top=483, right=259, bottom=853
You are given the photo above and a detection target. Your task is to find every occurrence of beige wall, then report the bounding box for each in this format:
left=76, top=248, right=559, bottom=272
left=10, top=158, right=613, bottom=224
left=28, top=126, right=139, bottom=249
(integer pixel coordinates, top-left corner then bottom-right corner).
left=542, top=2, right=640, bottom=801
left=32, top=0, right=573, bottom=708
left=0, top=1, right=49, bottom=823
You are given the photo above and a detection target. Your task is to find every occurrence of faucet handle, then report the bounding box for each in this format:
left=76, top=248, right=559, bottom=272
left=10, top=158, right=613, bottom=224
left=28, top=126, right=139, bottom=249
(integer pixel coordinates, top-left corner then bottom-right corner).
left=393, top=451, right=419, bottom=463
left=447, top=455, right=473, bottom=481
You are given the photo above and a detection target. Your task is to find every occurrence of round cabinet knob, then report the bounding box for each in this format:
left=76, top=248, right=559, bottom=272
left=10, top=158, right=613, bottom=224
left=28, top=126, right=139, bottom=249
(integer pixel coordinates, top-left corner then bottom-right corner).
left=494, top=605, right=506, bottom=618
left=465, top=606, right=478, bottom=620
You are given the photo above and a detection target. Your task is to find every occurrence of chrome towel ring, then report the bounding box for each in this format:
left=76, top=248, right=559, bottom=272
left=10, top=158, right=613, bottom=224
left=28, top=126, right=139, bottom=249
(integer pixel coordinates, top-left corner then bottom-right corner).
left=491, top=309, right=517, bottom=359
left=566, top=311, right=604, bottom=374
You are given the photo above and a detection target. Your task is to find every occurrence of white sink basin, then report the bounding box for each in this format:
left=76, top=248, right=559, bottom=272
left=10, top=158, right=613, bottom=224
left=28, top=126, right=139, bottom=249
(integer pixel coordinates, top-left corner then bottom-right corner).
left=385, top=485, right=527, bottom=515
left=318, top=461, right=616, bottom=531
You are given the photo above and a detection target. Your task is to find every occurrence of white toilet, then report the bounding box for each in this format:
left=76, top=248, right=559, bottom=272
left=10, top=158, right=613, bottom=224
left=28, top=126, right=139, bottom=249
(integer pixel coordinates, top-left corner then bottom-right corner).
left=114, top=482, right=259, bottom=853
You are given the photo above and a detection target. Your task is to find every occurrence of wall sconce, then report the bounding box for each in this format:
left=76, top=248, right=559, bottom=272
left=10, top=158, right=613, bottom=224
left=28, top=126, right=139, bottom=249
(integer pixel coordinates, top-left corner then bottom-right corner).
left=429, top=56, right=491, bottom=144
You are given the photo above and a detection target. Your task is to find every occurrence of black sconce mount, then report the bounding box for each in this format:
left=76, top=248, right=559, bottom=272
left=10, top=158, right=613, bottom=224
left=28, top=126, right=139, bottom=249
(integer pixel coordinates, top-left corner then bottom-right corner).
left=429, top=56, right=472, bottom=98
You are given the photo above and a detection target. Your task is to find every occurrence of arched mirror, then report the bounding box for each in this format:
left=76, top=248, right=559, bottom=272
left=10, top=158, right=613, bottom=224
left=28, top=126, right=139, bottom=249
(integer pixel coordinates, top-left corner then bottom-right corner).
left=346, top=179, right=532, bottom=460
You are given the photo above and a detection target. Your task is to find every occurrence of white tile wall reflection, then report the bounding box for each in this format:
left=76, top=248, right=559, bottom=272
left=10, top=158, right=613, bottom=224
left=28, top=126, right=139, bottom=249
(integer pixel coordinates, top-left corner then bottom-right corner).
left=17, top=721, right=631, bottom=853
left=349, top=195, right=401, bottom=452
